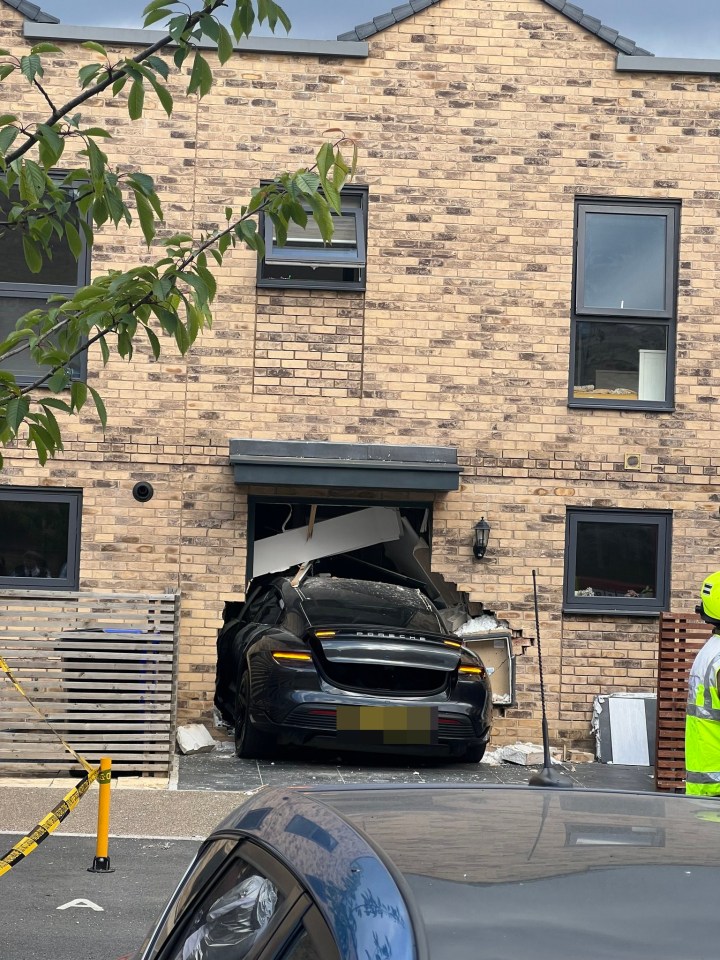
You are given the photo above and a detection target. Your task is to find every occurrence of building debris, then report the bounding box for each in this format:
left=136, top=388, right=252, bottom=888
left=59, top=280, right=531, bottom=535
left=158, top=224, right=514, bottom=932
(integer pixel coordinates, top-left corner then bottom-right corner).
left=499, top=741, right=560, bottom=766
left=176, top=723, right=217, bottom=755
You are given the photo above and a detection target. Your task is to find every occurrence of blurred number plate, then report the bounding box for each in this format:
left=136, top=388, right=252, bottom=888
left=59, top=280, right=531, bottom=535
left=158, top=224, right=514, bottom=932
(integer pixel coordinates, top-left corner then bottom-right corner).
left=337, top=705, right=438, bottom=745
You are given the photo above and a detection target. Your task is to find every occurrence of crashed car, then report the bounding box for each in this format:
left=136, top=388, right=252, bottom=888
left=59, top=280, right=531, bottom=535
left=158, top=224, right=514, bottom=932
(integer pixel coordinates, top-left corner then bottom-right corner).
left=126, top=782, right=720, bottom=960
left=214, top=572, right=492, bottom=762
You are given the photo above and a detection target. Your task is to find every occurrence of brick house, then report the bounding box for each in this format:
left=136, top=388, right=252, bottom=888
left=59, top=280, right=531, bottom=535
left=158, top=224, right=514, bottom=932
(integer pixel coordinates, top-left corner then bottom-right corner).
left=1, top=0, right=719, bottom=753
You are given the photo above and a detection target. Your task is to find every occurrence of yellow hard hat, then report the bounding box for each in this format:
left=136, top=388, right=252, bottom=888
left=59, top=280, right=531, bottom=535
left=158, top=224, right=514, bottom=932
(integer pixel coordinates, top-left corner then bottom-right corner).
left=699, top=571, right=720, bottom=622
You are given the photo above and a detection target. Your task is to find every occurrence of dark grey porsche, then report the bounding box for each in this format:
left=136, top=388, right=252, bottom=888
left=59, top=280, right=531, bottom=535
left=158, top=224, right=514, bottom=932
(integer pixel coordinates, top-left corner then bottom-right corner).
left=214, top=574, right=492, bottom=762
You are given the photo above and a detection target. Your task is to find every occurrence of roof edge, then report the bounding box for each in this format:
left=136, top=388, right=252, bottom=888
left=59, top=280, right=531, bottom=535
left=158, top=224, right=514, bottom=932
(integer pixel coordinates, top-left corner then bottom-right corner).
left=337, top=0, right=654, bottom=58
left=22, top=21, right=368, bottom=57
left=1, top=0, right=59, bottom=23
left=616, top=54, right=720, bottom=76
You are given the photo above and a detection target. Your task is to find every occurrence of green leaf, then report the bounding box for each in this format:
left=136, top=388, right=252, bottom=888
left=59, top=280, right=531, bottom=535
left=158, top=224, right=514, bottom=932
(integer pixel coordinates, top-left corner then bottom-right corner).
left=70, top=380, right=88, bottom=412
left=196, top=263, right=217, bottom=302
left=231, top=0, right=254, bottom=39
left=0, top=124, right=19, bottom=155
left=81, top=41, right=108, bottom=57
left=88, top=385, right=107, bottom=429
left=143, top=6, right=173, bottom=27
left=82, top=127, right=112, bottom=138
left=134, top=191, right=156, bottom=246
left=27, top=425, right=49, bottom=465
left=64, top=219, right=82, bottom=259
left=78, top=63, right=102, bottom=88
left=22, top=235, right=42, bottom=273
left=19, top=53, right=43, bottom=83
left=216, top=23, right=234, bottom=64
left=0, top=114, right=18, bottom=125
left=145, top=325, right=161, bottom=360
left=307, top=193, right=334, bottom=243
left=143, top=0, right=174, bottom=13
left=36, top=123, right=64, bottom=168
left=128, top=79, right=145, bottom=120
left=0, top=65, right=17, bottom=82
left=31, top=42, right=62, bottom=54
left=145, top=71, right=173, bottom=116
left=39, top=397, right=72, bottom=414
left=112, top=74, right=128, bottom=96
left=145, top=55, right=170, bottom=80
left=295, top=171, right=321, bottom=197
left=99, top=337, right=110, bottom=366
left=187, top=52, right=213, bottom=98
left=47, top=369, right=70, bottom=391
left=5, top=396, right=29, bottom=432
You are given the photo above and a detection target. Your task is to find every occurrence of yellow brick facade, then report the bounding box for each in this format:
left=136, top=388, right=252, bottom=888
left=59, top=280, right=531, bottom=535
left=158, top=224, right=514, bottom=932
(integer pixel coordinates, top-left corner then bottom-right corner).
left=2, top=0, right=719, bottom=749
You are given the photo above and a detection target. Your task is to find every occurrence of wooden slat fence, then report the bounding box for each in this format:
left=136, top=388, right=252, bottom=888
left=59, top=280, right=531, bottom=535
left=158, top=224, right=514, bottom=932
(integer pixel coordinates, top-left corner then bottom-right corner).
left=656, top=612, right=710, bottom=792
left=0, top=590, right=179, bottom=777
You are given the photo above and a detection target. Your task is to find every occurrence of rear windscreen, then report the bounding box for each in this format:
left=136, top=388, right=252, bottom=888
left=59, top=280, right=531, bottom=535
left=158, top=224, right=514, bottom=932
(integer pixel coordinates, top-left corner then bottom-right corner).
left=299, top=579, right=445, bottom=633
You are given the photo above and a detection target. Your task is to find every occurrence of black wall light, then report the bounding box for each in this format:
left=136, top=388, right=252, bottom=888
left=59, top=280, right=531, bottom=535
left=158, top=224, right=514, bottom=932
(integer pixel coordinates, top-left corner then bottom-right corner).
left=473, top=517, right=491, bottom=560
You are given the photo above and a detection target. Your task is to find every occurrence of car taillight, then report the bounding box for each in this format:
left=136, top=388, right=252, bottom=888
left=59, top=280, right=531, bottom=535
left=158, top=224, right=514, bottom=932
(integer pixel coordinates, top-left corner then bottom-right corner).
left=459, top=664, right=486, bottom=678
left=315, top=630, right=336, bottom=638
left=272, top=651, right=312, bottom=663
left=444, top=639, right=462, bottom=648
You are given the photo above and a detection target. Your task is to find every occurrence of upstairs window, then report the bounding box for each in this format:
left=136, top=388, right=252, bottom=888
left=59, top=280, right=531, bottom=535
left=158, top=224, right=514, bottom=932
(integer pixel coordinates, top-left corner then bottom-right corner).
left=0, top=177, right=90, bottom=385
left=257, top=186, right=367, bottom=291
left=570, top=199, right=679, bottom=410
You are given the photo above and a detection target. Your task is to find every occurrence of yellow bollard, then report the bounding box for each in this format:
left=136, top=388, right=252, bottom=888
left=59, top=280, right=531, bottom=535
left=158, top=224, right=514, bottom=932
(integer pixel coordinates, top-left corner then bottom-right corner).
left=88, top=757, right=114, bottom=873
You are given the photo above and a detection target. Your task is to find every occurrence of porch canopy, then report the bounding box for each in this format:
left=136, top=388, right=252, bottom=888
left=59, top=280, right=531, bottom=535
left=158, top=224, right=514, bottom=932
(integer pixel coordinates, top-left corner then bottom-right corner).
left=229, top=439, right=462, bottom=491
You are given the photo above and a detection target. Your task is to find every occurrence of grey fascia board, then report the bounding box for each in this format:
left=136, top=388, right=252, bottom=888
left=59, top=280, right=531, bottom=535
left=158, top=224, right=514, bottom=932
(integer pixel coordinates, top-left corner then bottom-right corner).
left=22, top=21, right=368, bottom=58
left=232, top=461, right=462, bottom=492
left=229, top=438, right=459, bottom=464
left=616, top=53, right=720, bottom=75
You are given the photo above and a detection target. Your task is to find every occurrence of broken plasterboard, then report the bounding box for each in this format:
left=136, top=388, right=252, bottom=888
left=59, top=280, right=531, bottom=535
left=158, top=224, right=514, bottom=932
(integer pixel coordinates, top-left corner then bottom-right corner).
left=592, top=693, right=657, bottom=765
left=252, top=506, right=404, bottom=578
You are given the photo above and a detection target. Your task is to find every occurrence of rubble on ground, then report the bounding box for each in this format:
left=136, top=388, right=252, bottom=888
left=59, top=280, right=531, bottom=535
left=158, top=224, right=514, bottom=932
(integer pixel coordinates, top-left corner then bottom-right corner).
left=176, top=723, right=217, bottom=755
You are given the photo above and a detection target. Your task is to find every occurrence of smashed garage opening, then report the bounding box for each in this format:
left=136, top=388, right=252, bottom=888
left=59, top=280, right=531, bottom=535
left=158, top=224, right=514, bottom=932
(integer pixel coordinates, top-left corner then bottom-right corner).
left=223, top=440, right=515, bottom=706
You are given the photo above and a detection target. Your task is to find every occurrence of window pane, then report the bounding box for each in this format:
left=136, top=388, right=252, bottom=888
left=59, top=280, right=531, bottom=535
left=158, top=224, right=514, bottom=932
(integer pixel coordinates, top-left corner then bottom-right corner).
left=284, top=213, right=358, bottom=250
left=283, top=929, right=321, bottom=960
left=0, top=498, right=70, bottom=579
left=574, top=521, right=658, bottom=600
left=0, top=194, right=79, bottom=287
left=169, top=857, right=283, bottom=960
left=573, top=321, right=668, bottom=403
left=583, top=212, right=667, bottom=312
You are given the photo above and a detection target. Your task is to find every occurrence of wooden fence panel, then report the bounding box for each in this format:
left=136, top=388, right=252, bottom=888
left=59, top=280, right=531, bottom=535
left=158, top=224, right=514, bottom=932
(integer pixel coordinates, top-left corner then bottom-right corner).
left=0, top=591, right=179, bottom=777
left=656, top=613, right=710, bottom=792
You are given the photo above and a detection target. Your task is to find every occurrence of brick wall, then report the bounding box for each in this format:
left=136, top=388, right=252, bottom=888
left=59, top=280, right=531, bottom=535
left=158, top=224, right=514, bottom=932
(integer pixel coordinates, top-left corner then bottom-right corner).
left=2, top=0, right=720, bottom=748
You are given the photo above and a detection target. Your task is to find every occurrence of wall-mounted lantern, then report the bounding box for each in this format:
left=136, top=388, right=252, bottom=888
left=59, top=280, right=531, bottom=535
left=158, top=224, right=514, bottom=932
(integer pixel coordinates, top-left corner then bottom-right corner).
left=473, top=517, right=491, bottom=560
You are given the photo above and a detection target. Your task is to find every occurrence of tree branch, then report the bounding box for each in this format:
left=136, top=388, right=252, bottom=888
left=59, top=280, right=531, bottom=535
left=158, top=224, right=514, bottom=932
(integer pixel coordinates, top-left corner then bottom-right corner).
left=5, top=0, right=228, bottom=165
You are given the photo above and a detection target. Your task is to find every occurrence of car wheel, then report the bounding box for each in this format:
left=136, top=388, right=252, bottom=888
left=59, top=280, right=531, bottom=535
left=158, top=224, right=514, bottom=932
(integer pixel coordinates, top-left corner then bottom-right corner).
left=234, top=671, right=274, bottom=760
left=463, top=743, right=486, bottom=763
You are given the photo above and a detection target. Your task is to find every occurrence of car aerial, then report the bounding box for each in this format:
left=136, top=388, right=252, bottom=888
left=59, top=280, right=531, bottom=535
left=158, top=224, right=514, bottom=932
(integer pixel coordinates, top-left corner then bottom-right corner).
left=126, top=781, right=720, bottom=960
left=214, top=572, right=492, bottom=762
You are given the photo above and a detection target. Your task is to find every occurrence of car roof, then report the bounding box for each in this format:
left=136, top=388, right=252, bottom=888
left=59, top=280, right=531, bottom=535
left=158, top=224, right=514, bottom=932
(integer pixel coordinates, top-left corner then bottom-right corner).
left=216, top=783, right=720, bottom=960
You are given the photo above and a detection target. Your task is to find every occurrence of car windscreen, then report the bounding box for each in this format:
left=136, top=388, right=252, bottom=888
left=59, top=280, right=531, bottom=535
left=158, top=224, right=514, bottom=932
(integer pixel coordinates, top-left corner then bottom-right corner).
left=298, top=579, right=445, bottom=633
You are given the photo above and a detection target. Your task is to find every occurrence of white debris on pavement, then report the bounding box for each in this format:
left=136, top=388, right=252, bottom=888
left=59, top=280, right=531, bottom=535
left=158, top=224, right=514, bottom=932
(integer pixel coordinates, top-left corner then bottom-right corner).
left=499, top=741, right=560, bottom=766
left=176, top=723, right=217, bottom=755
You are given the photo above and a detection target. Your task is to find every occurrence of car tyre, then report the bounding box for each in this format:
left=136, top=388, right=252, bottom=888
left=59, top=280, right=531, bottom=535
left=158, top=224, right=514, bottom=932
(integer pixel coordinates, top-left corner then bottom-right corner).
left=235, top=671, right=275, bottom=760
left=463, top=743, right=486, bottom=763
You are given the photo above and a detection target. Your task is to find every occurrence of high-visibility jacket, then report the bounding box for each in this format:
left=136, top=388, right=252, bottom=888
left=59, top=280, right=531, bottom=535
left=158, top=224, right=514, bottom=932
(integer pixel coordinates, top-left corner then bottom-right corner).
left=685, top=633, right=720, bottom=796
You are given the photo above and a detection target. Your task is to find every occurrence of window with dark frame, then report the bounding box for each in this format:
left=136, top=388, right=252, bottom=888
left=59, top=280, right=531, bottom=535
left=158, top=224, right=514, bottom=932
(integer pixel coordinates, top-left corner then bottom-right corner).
left=570, top=199, right=679, bottom=410
left=563, top=508, right=671, bottom=615
left=257, top=185, right=368, bottom=291
left=0, top=488, right=82, bottom=590
left=0, top=175, right=90, bottom=385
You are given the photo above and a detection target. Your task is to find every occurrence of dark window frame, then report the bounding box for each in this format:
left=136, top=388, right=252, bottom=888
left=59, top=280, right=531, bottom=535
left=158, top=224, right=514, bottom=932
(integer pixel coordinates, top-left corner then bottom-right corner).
left=568, top=197, right=680, bottom=413
left=563, top=507, right=672, bottom=616
left=257, top=185, right=368, bottom=292
left=0, top=172, right=91, bottom=386
left=0, top=486, right=82, bottom=591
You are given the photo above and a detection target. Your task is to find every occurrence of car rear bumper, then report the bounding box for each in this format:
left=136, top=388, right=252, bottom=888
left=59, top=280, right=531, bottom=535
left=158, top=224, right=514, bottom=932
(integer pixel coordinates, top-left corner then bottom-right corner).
left=251, top=693, right=491, bottom=756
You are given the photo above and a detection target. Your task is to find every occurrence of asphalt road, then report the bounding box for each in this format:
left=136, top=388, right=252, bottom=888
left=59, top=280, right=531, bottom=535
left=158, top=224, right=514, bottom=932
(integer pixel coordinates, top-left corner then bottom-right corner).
left=0, top=834, right=200, bottom=960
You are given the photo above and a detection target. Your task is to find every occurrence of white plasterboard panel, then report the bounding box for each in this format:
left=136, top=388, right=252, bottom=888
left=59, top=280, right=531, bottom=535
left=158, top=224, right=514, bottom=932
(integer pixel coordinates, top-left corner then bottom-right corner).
left=608, top=696, right=650, bottom=765
left=252, top=506, right=404, bottom=578
left=462, top=633, right=513, bottom=702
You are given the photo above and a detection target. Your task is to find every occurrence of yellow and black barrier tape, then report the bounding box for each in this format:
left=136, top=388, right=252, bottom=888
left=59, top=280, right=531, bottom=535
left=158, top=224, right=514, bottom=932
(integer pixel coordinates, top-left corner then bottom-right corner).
left=0, top=767, right=99, bottom=878
left=0, top=654, right=95, bottom=774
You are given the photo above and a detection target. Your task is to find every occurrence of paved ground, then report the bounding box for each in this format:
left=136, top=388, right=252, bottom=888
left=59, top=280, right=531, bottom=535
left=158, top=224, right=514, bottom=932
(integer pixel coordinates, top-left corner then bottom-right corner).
left=175, top=740, right=657, bottom=792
